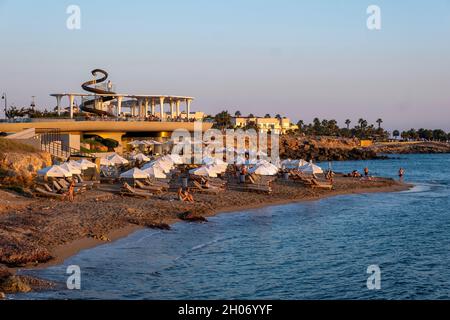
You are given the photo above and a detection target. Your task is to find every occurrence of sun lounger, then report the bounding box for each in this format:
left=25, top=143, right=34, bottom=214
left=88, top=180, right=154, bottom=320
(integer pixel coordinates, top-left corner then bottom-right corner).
left=37, top=183, right=54, bottom=193
left=310, top=179, right=333, bottom=190
left=190, top=180, right=220, bottom=194
left=120, top=183, right=152, bottom=198
left=34, top=187, right=66, bottom=199
left=135, top=180, right=163, bottom=193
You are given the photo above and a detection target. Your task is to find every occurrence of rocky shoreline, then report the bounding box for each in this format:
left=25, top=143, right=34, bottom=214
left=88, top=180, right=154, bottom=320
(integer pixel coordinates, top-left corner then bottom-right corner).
left=280, top=137, right=450, bottom=161
left=0, top=176, right=409, bottom=297
left=280, top=136, right=383, bottom=161
left=368, top=141, right=450, bottom=154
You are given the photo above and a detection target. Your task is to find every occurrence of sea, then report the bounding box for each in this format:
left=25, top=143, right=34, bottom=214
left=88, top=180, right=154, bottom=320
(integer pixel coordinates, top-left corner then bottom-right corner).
left=11, top=154, right=450, bottom=300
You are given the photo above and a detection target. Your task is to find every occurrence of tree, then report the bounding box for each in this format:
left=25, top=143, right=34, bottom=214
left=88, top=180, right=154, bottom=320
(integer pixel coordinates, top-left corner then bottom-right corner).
left=5, top=106, right=28, bottom=119
left=401, top=131, right=409, bottom=141
left=264, top=113, right=271, bottom=118
left=248, top=113, right=255, bottom=118
left=234, top=111, right=241, bottom=117
left=213, top=111, right=232, bottom=130
left=345, top=119, right=351, bottom=130
left=376, top=118, right=383, bottom=129
left=358, top=118, right=368, bottom=129
left=393, top=130, right=400, bottom=140
left=275, top=114, right=282, bottom=120
left=102, top=138, right=119, bottom=152
left=432, top=129, right=447, bottom=141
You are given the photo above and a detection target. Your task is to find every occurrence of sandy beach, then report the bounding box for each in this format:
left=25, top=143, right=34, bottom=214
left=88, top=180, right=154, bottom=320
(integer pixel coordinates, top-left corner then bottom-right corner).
left=0, top=175, right=409, bottom=274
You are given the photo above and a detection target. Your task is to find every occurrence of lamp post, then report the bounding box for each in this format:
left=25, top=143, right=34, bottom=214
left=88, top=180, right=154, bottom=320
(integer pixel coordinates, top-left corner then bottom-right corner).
left=1, top=93, right=6, bottom=120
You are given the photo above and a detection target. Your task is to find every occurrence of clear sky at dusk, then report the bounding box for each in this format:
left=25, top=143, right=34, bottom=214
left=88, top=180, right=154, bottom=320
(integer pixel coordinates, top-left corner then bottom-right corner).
left=0, top=0, right=449, bottom=131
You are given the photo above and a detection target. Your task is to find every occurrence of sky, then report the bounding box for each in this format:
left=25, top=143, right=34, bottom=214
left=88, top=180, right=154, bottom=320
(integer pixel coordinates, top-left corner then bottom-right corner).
left=0, top=0, right=449, bottom=131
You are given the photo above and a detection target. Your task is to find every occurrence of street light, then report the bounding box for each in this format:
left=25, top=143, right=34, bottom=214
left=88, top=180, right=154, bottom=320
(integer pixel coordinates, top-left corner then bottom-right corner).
left=1, top=93, right=6, bottom=119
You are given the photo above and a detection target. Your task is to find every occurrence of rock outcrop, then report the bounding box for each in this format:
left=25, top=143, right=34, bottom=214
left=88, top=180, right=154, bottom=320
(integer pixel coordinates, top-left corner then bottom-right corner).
left=369, top=141, right=450, bottom=154
left=0, top=264, right=54, bottom=295
left=280, top=136, right=382, bottom=161
left=0, top=142, right=51, bottom=187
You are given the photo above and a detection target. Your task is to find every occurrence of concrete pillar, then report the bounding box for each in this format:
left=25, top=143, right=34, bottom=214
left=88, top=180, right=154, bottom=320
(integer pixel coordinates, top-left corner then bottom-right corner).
left=117, top=96, right=123, bottom=116
left=131, top=100, right=137, bottom=117
left=170, top=100, right=174, bottom=119
left=144, top=98, right=149, bottom=118
left=151, top=99, right=156, bottom=116
left=69, top=95, right=75, bottom=119
left=56, top=95, right=62, bottom=116
left=159, top=96, right=165, bottom=122
left=176, top=100, right=181, bottom=118
left=137, top=98, right=143, bottom=118
left=185, top=98, right=191, bottom=121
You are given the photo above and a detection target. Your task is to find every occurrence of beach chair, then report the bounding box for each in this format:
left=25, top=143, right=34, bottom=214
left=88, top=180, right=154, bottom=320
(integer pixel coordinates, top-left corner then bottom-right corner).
left=310, top=179, right=333, bottom=190
left=135, top=180, right=163, bottom=193
left=120, top=183, right=152, bottom=198
left=34, top=187, right=66, bottom=200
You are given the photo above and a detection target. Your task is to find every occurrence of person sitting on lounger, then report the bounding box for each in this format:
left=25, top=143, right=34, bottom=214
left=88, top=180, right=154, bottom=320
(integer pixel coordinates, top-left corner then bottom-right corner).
left=178, top=187, right=194, bottom=203
left=177, top=187, right=185, bottom=201
left=185, top=188, right=194, bottom=202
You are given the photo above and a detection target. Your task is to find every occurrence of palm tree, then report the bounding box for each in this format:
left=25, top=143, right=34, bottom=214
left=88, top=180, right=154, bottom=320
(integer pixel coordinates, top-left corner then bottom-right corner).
left=234, top=110, right=241, bottom=117
left=248, top=113, right=255, bottom=118
left=358, top=118, right=368, bottom=129
left=275, top=114, right=282, bottom=120
left=213, top=111, right=232, bottom=130
left=345, top=119, right=351, bottom=130
left=264, top=113, right=271, bottom=118
left=376, top=118, right=383, bottom=129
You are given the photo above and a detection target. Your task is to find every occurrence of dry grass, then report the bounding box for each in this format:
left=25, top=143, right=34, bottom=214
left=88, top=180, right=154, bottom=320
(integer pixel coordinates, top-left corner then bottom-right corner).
left=0, top=138, right=38, bottom=153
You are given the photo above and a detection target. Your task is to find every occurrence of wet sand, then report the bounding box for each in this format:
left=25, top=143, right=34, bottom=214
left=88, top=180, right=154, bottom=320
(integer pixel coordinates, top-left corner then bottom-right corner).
left=0, top=175, right=410, bottom=274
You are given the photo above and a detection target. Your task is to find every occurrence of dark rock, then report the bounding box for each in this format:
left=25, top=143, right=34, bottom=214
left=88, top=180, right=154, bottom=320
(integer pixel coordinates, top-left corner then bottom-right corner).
left=143, top=222, right=171, bottom=230
left=0, top=276, right=31, bottom=293
left=0, top=265, right=12, bottom=280
left=178, top=210, right=208, bottom=223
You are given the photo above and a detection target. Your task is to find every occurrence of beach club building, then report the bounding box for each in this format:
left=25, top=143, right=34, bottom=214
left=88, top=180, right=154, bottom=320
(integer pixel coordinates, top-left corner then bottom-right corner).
left=232, top=116, right=298, bottom=135
left=0, top=70, right=212, bottom=157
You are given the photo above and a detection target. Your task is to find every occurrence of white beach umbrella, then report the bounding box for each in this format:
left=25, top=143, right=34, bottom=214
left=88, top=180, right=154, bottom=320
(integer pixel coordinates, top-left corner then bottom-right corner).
left=299, top=161, right=324, bottom=174
left=38, top=165, right=72, bottom=178
left=167, top=154, right=184, bottom=165
left=281, top=159, right=308, bottom=170
left=107, top=153, right=129, bottom=165
left=148, top=140, right=163, bottom=145
left=143, top=159, right=173, bottom=173
left=75, top=159, right=97, bottom=170
left=100, top=157, right=114, bottom=166
left=68, top=160, right=83, bottom=170
left=189, top=166, right=218, bottom=178
left=127, top=140, right=144, bottom=146
left=202, top=156, right=218, bottom=165
left=60, top=163, right=82, bottom=175
left=207, top=163, right=227, bottom=175
left=120, top=168, right=149, bottom=179
left=142, top=165, right=167, bottom=179
left=248, top=162, right=279, bottom=176
left=132, top=153, right=151, bottom=162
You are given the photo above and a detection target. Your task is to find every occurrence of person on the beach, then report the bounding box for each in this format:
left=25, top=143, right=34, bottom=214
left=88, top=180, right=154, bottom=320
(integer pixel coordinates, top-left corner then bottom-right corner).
left=364, top=167, right=369, bottom=177
left=178, top=187, right=194, bottom=202
left=185, top=188, right=194, bottom=203
left=67, top=180, right=75, bottom=202
left=177, top=187, right=185, bottom=201
left=399, top=168, right=405, bottom=179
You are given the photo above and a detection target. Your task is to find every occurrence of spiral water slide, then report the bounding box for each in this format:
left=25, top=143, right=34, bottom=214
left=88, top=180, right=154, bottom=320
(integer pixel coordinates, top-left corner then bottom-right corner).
left=80, top=69, right=117, bottom=117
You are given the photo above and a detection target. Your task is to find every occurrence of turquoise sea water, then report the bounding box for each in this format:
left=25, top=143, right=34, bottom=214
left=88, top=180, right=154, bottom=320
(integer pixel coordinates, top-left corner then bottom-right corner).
left=12, top=154, right=450, bottom=299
